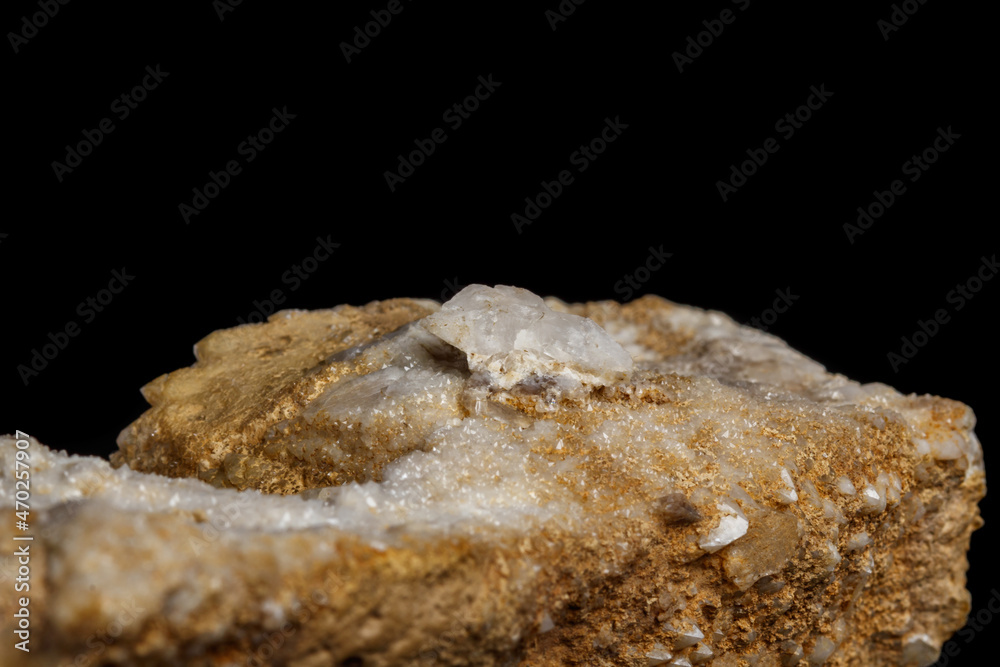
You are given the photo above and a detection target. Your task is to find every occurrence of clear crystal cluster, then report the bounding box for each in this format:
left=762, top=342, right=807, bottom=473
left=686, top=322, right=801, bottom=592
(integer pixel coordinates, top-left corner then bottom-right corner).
left=0, top=285, right=985, bottom=666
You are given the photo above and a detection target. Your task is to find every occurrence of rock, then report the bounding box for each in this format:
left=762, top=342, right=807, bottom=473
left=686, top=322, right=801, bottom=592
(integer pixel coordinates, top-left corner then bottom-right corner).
left=0, top=285, right=985, bottom=666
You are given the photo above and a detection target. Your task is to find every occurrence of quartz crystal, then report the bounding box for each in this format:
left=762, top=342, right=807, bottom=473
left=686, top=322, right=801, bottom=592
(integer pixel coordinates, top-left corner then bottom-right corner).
left=0, top=285, right=986, bottom=666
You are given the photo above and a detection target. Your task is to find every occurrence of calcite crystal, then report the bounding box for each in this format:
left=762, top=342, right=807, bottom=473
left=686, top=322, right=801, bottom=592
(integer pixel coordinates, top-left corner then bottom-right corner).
left=0, top=285, right=985, bottom=666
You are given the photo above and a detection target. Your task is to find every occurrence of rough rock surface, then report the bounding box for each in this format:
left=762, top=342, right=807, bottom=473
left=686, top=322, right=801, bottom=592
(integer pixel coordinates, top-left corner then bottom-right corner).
left=0, top=285, right=986, bottom=666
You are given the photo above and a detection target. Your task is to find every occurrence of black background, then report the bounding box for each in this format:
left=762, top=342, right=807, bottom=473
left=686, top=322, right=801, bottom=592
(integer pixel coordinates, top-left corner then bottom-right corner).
left=3, top=0, right=995, bottom=663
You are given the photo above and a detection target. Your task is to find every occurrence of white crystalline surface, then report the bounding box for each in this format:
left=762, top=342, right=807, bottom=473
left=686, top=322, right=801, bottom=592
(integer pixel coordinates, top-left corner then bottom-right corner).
left=698, top=501, right=749, bottom=553
left=0, top=285, right=984, bottom=551
left=422, top=284, right=634, bottom=390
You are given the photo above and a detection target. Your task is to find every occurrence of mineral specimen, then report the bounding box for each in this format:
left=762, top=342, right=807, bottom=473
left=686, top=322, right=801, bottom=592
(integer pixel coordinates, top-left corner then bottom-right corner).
left=0, top=285, right=985, bottom=666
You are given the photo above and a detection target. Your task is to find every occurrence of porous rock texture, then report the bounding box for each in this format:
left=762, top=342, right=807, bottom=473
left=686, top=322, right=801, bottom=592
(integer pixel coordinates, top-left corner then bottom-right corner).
left=0, top=285, right=986, bottom=666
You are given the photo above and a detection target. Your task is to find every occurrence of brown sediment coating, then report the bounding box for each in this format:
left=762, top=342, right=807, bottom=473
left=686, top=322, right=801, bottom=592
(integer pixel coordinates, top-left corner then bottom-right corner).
left=1, top=292, right=984, bottom=666
left=0, top=445, right=981, bottom=666
left=111, top=298, right=440, bottom=493
left=111, top=296, right=695, bottom=496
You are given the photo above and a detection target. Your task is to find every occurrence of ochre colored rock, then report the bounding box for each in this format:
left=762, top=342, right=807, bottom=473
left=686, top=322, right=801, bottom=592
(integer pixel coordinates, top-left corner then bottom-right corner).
left=1, top=286, right=985, bottom=665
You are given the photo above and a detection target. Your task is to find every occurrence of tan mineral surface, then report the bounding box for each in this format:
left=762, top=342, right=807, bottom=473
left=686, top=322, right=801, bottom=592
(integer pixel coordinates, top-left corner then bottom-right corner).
left=0, top=285, right=986, bottom=666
